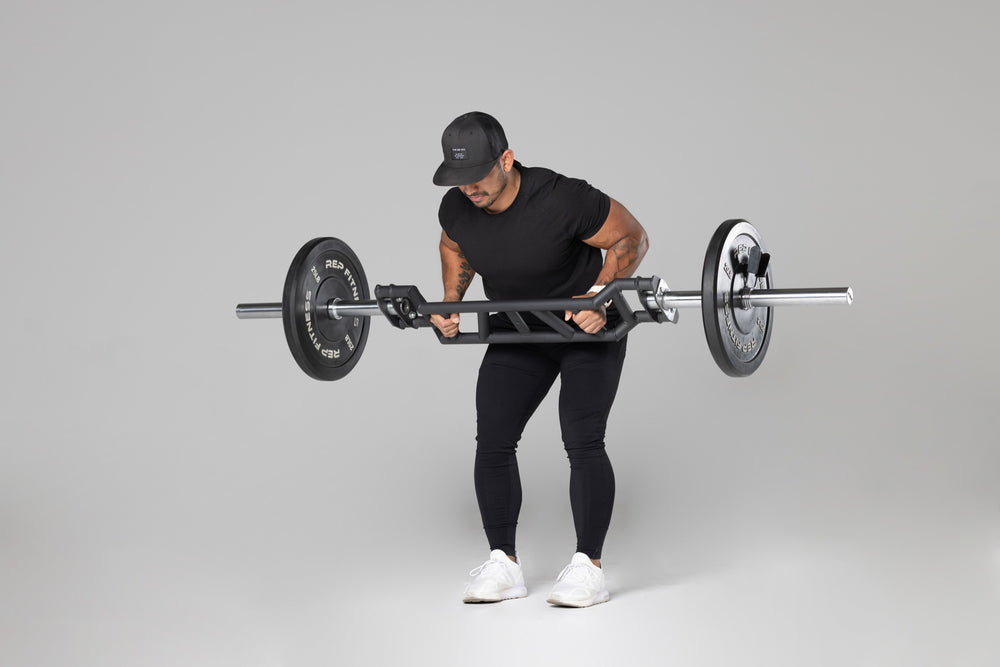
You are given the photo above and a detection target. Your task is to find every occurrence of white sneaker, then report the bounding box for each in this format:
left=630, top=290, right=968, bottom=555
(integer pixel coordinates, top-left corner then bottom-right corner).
left=546, top=552, right=610, bottom=607
left=463, top=549, right=528, bottom=603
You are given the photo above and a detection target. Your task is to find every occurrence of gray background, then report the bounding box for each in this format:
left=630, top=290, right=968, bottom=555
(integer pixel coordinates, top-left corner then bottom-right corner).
left=2, top=1, right=998, bottom=665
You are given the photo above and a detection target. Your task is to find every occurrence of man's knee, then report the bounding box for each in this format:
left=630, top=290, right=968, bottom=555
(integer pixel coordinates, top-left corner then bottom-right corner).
left=560, top=413, right=609, bottom=455
left=475, top=438, right=518, bottom=462
left=563, top=438, right=608, bottom=462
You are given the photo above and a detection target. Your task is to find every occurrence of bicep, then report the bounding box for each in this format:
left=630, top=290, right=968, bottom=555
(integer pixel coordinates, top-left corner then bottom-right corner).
left=582, top=198, right=646, bottom=250
left=439, top=229, right=473, bottom=275
left=440, top=229, right=461, bottom=252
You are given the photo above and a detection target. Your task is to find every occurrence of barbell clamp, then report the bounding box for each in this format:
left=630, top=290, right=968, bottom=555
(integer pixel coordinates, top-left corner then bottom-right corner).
left=374, top=284, right=432, bottom=329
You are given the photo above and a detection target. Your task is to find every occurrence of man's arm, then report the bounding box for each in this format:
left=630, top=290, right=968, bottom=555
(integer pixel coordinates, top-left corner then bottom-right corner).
left=584, top=198, right=649, bottom=284
left=565, top=198, right=650, bottom=333
left=431, top=230, right=476, bottom=338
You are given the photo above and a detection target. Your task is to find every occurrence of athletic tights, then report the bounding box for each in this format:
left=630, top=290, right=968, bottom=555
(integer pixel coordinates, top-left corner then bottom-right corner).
left=473, top=316, right=627, bottom=560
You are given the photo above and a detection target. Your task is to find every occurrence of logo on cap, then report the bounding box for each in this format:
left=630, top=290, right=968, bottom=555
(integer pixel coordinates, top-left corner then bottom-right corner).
left=451, top=147, right=467, bottom=161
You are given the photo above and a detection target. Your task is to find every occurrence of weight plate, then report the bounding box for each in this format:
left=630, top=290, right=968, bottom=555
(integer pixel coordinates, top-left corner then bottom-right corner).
left=282, top=237, right=370, bottom=381
left=701, top=220, right=774, bottom=377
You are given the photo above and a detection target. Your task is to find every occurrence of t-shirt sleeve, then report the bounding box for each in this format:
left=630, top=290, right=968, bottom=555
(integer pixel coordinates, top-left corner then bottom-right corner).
left=438, top=188, right=461, bottom=237
left=558, top=176, right=611, bottom=241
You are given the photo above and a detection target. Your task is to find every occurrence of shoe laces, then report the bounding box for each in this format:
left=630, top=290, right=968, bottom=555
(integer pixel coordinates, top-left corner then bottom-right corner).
left=469, top=559, right=504, bottom=578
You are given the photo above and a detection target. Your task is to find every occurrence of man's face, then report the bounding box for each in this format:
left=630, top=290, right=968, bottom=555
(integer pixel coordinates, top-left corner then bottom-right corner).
left=458, top=160, right=509, bottom=211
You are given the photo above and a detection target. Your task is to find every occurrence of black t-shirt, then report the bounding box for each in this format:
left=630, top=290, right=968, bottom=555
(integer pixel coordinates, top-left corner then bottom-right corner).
left=438, top=163, right=611, bottom=301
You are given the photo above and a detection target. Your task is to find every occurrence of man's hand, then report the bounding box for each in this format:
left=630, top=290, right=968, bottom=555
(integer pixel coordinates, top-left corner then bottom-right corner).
left=565, top=293, right=607, bottom=334
left=430, top=312, right=461, bottom=338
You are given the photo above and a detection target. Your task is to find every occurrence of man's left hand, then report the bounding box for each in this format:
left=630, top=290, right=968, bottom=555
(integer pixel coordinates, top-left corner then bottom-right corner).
left=565, top=292, right=607, bottom=334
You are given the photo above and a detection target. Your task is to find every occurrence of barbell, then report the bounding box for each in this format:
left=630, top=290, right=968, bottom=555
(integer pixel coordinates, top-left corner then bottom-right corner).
left=235, top=219, right=853, bottom=380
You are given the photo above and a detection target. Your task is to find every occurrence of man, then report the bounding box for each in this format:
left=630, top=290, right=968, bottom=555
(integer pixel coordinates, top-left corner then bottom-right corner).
left=430, top=112, right=649, bottom=607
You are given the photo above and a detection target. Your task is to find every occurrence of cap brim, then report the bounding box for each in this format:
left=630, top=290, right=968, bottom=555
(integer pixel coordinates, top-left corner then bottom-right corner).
left=433, top=160, right=496, bottom=187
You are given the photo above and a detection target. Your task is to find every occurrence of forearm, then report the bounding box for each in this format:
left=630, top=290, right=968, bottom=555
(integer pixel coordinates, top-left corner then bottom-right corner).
left=433, top=233, right=472, bottom=338
left=439, top=239, right=476, bottom=301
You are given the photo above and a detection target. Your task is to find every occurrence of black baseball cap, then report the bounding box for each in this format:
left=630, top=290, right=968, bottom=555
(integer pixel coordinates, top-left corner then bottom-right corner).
left=433, top=112, right=509, bottom=186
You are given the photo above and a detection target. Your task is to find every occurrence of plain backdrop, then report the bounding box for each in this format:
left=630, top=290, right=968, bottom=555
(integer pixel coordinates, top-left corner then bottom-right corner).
left=2, top=1, right=998, bottom=665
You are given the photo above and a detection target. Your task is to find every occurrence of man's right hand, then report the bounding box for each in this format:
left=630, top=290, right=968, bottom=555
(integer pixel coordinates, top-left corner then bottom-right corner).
left=430, top=313, right=461, bottom=338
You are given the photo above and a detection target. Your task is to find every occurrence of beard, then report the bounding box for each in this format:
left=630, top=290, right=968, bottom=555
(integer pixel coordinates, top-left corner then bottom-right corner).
left=467, top=168, right=509, bottom=210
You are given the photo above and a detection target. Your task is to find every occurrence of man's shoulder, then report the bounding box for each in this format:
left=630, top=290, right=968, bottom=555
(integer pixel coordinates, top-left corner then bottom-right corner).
left=519, top=164, right=558, bottom=187
left=439, top=186, right=468, bottom=214
left=521, top=164, right=602, bottom=201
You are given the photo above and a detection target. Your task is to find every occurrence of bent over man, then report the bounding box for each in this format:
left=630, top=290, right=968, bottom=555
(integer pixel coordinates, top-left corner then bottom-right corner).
left=430, top=112, right=649, bottom=607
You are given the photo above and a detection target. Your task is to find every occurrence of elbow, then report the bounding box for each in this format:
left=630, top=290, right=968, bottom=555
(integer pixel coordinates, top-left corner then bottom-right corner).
left=636, top=225, right=650, bottom=264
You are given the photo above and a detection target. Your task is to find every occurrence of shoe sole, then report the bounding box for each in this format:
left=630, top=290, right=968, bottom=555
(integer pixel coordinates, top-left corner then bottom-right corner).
left=463, top=585, right=528, bottom=603
left=546, top=589, right=610, bottom=608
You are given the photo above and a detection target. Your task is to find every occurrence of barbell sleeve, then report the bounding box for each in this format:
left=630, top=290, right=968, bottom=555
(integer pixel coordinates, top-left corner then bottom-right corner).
left=235, top=303, right=282, bottom=319
left=327, top=300, right=390, bottom=319
left=651, top=286, right=854, bottom=311
left=736, top=287, right=854, bottom=308
left=235, top=301, right=393, bottom=320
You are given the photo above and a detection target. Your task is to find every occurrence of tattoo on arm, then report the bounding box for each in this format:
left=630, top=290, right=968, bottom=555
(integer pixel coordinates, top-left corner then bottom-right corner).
left=597, top=237, right=642, bottom=283
left=455, top=253, right=474, bottom=299
left=457, top=263, right=473, bottom=298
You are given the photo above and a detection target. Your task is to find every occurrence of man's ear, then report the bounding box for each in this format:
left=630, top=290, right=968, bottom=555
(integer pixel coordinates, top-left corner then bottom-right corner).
left=500, top=149, right=515, bottom=172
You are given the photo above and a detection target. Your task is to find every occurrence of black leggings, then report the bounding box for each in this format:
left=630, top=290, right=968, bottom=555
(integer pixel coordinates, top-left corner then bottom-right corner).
left=474, top=331, right=627, bottom=560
